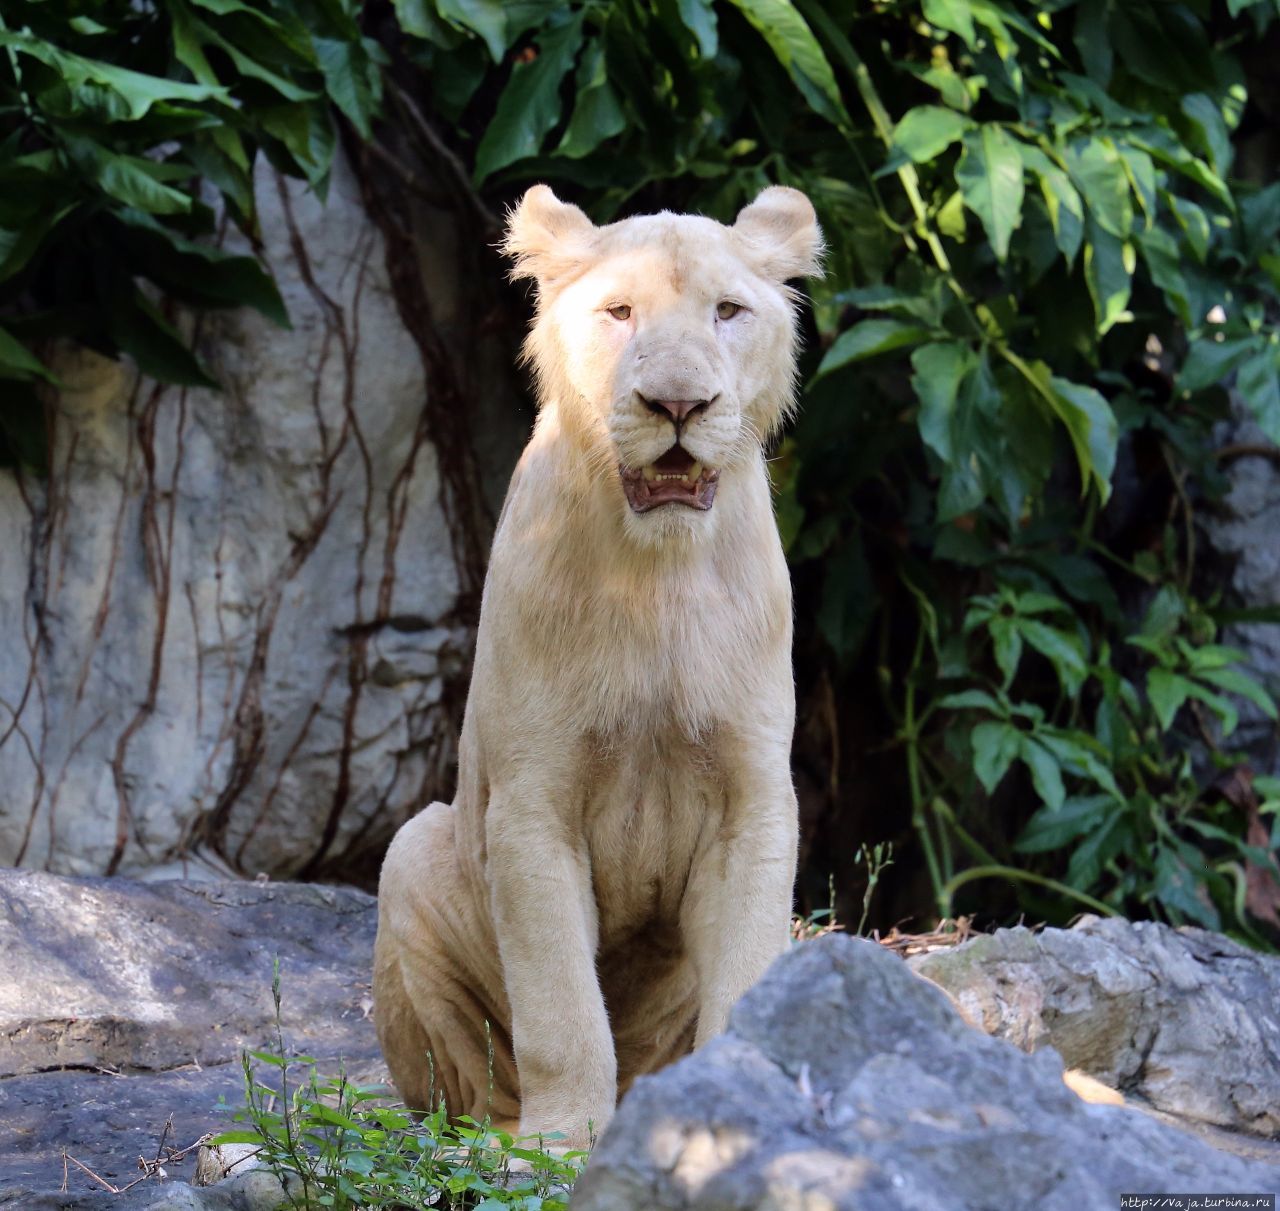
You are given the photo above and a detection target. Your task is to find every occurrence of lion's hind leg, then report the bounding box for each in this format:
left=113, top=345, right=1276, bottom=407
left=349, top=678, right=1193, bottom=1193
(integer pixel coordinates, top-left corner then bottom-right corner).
left=373, top=802, right=519, bottom=1132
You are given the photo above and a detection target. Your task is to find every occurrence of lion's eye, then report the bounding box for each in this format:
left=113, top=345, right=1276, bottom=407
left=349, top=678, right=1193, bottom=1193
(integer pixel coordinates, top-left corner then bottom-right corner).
left=607, top=304, right=632, bottom=321
left=716, top=301, right=743, bottom=320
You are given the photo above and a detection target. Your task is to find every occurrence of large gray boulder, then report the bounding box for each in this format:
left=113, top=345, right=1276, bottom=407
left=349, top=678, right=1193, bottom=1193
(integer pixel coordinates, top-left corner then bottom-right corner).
left=0, top=870, right=380, bottom=1207
left=0, top=147, right=522, bottom=881
left=572, top=934, right=1280, bottom=1210
left=910, top=914, right=1280, bottom=1139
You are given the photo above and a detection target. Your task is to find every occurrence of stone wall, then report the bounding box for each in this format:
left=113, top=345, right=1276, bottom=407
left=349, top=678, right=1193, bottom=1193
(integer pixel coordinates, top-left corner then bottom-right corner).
left=0, top=150, right=523, bottom=880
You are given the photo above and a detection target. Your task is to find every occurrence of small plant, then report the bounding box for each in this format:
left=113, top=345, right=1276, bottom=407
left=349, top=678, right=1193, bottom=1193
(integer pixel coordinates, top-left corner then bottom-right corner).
left=793, top=846, right=895, bottom=941
left=853, top=842, right=895, bottom=938
left=214, top=963, right=586, bottom=1210
left=792, top=873, right=842, bottom=941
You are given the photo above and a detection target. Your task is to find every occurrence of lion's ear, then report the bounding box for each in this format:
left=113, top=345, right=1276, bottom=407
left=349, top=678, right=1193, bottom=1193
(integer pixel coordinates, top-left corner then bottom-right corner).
left=734, top=186, right=824, bottom=282
left=503, top=185, right=596, bottom=288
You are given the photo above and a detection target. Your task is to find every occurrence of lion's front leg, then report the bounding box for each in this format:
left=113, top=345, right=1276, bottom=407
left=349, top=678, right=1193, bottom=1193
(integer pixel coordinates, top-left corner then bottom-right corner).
left=486, top=785, right=616, bottom=1149
left=681, top=752, right=798, bottom=1047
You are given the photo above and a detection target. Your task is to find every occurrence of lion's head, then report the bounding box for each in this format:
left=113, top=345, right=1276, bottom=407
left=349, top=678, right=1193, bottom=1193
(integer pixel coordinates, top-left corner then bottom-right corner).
left=504, top=185, right=822, bottom=545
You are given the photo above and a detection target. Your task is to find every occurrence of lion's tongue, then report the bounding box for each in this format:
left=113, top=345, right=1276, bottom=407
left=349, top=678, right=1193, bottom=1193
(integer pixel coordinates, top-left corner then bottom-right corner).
left=652, top=446, right=696, bottom=476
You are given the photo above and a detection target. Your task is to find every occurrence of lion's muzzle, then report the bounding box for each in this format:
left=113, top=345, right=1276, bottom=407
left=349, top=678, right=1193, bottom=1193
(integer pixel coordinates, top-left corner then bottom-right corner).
left=620, top=444, right=720, bottom=512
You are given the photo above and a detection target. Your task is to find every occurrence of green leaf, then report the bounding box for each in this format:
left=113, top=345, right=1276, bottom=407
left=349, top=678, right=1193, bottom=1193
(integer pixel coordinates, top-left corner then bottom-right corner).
left=557, top=39, right=625, bottom=159
left=313, top=37, right=381, bottom=141
left=919, top=62, right=972, bottom=111
left=437, top=0, right=509, bottom=60
left=475, top=16, right=585, bottom=182
left=1065, top=807, right=1125, bottom=889
left=911, top=341, right=975, bottom=461
left=1197, top=667, right=1279, bottom=721
left=1136, top=225, right=1191, bottom=326
left=1178, top=336, right=1259, bottom=395
left=939, top=688, right=1004, bottom=714
left=891, top=106, right=973, bottom=163
left=1018, top=619, right=1087, bottom=695
left=1073, top=0, right=1111, bottom=85
left=1182, top=679, right=1238, bottom=736
left=1037, top=730, right=1121, bottom=798
left=817, top=319, right=932, bottom=377
left=1167, top=194, right=1211, bottom=263
left=938, top=460, right=984, bottom=521
left=1082, top=220, right=1133, bottom=335
left=1148, top=667, right=1191, bottom=730
left=169, top=3, right=220, bottom=84
left=837, top=281, right=947, bottom=323
left=1015, top=793, right=1112, bottom=853
left=1119, top=146, right=1157, bottom=227
left=0, top=30, right=230, bottom=118
left=0, top=325, right=54, bottom=383
left=989, top=616, right=1023, bottom=685
left=923, top=0, right=976, bottom=47
left=108, top=293, right=219, bottom=389
left=258, top=101, right=337, bottom=188
left=1019, top=735, right=1066, bottom=811
left=1180, top=93, right=1232, bottom=177
left=1044, top=372, right=1118, bottom=498
left=1064, top=139, right=1132, bottom=240
left=1015, top=591, right=1072, bottom=617
left=1022, top=148, right=1084, bottom=266
left=0, top=205, right=74, bottom=284
left=971, top=720, right=1020, bottom=793
left=391, top=0, right=445, bottom=40
left=726, top=0, right=848, bottom=127
left=936, top=190, right=967, bottom=239
left=955, top=125, right=1024, bottom=261
left=676, top=0, right=719, bottom=57
left=1128, top=127, right=1230, bottom=207
left=1153, top=844, right=1220, bottom=930
left=95, top=152, right=193, bottom=215
left=1235, top=350, right=1280, bottom=445
left=1241, top=183, right=1280, bottom=262
left=1139, top=585, right=1185, bottom=639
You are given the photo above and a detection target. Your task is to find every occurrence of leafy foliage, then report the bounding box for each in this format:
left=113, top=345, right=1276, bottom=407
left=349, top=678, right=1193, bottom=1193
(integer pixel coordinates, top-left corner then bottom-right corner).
left=0, top=0, right=383, bottom=465
left=217, top=964, right=585, bottom=1209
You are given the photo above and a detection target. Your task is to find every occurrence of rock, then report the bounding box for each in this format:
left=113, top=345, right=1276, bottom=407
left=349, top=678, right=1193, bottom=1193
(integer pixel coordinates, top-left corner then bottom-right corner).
left=190, top=1139, right=262, bottom=1187
left=0, top=870, right=381, bottom=1206
left=0, top=1174, right=286, bottom=1210
left=572, top=934, right=1280, bottom=1210
left=0, top=143, right=523, bottom=880
left=1199, top=404, right=1280, bottom=769
left=909, top=915, right=1280, bottom=1139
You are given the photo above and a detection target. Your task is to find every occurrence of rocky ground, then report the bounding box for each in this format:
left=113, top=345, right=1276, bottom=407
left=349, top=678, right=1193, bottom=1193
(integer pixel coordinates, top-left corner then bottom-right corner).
left=0, top=871, right=382, bottom=1208
left=2, top=870, right=1278, bottom=1209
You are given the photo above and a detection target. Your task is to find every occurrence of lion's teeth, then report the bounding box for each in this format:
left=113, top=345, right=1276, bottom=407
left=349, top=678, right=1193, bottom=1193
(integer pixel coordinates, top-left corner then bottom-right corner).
left=689, top=461, right=703, bottom=480
left=642, top=465, right=657, bottom=481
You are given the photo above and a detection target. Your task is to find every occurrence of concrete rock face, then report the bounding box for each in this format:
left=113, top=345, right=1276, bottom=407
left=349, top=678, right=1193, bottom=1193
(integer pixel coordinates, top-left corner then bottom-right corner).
left=0, top=150, right=512, bottom=880
left=910, top=915, right=1280, bottom=1139
left=0, top=869, right=380, bottom=1207
left=573, top=934, right=1280, bottom=1211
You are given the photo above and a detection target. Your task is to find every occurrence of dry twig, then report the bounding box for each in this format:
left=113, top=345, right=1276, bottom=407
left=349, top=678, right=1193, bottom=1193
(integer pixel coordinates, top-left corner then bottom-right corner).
left=874, top=916, right=973, bottom=959
left=59, top=1115, right=208, bottom=1196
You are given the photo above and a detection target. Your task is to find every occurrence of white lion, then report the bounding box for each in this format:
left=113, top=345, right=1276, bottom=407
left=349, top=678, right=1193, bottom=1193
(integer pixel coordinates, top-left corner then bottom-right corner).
left=373, top=184, right=823, bottom=1149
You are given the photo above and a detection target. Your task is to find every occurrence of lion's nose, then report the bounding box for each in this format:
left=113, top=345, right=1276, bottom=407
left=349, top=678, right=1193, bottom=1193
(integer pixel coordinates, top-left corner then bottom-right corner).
left=640, top=396, right=712, bottom=427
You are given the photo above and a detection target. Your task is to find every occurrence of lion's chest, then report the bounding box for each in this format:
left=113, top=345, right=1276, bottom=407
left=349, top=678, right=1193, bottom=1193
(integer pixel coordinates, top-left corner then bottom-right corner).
left=581, top=731, right=723, bottom=949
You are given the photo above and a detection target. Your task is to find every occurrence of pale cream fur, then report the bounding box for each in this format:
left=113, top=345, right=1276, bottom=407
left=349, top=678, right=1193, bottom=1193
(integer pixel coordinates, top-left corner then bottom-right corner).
left=373, top=185, right=823, bottom=1148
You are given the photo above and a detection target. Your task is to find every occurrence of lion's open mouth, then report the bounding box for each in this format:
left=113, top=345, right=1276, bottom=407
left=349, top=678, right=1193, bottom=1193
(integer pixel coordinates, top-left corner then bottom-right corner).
left=620, top=445, right=720, bottom=513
